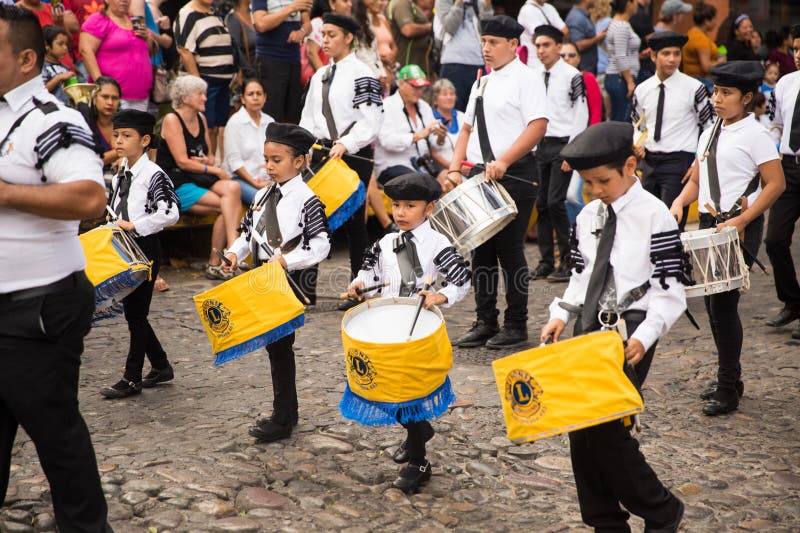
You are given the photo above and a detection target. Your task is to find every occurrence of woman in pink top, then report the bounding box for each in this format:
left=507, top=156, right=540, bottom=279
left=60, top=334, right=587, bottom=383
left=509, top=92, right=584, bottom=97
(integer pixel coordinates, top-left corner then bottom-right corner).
left=79, top=0, right=154, bottom=110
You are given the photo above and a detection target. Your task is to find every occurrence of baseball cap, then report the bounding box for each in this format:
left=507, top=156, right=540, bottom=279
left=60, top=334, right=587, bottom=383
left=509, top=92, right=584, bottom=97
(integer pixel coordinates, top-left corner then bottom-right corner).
left=660, top=0, right=692, bottom=18
left=398, top=64, right=430, bottom=87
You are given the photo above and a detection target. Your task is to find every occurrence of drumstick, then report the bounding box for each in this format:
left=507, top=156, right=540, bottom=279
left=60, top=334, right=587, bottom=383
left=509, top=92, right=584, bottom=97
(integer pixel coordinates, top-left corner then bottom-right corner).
left=312, top=143, right=374, bottom=163
left=249, top=231, right=311, bottom=305
left=338, top=281, right=390, bottom=300
left=212, top=248, right=251, bottom=271
left=460, top=161, right=537, bottom=186
left=407, top=274, right=433, bottom=342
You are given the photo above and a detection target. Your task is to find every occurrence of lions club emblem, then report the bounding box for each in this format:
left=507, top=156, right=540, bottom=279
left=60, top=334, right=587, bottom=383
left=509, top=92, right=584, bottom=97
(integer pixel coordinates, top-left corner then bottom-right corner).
left=347, top=348, right=377, bottom=390
left=201, top=299, right=233, bottom=338
left=505, top=369, right=545, bottom=422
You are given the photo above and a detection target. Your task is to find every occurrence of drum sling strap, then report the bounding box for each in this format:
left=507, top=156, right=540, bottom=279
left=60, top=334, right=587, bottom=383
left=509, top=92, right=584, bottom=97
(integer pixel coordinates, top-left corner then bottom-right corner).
left=0, top=98, right=59, bottom=181
left=110, top=167, right=133, bottom=222
left=707, top=125, right=761, bottom=223
left=473, top=78, right=495, bottom=164
left=320, top=64, right=356, bottom=143
left=251, top=186, right=302, bottom=266
left=393, top=231, right=423, bottom=297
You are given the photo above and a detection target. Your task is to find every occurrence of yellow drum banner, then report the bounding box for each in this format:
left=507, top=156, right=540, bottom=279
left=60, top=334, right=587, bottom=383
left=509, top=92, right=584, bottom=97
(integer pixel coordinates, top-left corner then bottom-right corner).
left=306, top=158, right=365, bottom=231
left=492, top=331, right=644, bottom=443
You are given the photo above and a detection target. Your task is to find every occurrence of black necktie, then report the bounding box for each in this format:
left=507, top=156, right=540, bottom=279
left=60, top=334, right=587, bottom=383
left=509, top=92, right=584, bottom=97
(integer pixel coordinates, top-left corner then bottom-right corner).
left=256, top=185, right=283, bottom=248
left=581, top=204, right=616, bottom=333
left=544, top=71, right=550, bottom=92
left=654, top=83, right=665, bottom=143
left=322, top=63, right=338, bottom=141
left=114, top=170, right=132, bottom=221
left=789, top=96, right=800, bottom=152
left=396, top=231, right=422, bottom=297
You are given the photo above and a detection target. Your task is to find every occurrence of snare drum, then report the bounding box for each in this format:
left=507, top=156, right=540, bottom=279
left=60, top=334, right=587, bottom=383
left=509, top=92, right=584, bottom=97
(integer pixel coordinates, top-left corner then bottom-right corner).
left=80, top=226, right=151, bottom=322
left=680, top=226, right=749, bottom=298
left=429, top=173, right=518, bottom=255
left=339, top=297, right=455, bottom=426
left=305, top=158, right=366, bottom=232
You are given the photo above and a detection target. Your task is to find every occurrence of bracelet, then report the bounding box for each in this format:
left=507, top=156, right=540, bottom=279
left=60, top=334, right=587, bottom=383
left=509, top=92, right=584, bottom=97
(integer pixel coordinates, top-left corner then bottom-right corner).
left=204, top=164, right=208, bottom=174
left=447, top=170, right=461, bottom=175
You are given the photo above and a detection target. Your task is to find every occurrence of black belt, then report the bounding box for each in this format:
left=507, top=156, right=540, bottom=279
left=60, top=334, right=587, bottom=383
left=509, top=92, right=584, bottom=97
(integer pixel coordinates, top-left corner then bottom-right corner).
left=0, top=272, right=82, bottom=304
left=541, top=136, right=570, bottom=144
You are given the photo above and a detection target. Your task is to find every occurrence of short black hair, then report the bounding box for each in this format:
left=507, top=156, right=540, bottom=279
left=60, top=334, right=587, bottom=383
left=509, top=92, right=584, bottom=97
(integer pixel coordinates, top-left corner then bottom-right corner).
left=42, top=24, right=68, bottom=48
left=791, top=24, right=800, bottom=41
left=0, top=4, right=45, bottom=71
left=612, top=0, right=631, bottom=16
left=240, top=77, right=264, bottom=97
left=693, top=2, right=716, bottom=25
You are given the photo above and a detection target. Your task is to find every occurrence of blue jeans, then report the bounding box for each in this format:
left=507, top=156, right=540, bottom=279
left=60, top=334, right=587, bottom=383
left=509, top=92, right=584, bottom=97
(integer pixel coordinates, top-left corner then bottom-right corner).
left=201, top=76, right=231, bottom=128
left=234, top=178, right=259, bottom=205
left=605, top=73, right=631, bottom=122
left=440, top=63, right=485, bottom=112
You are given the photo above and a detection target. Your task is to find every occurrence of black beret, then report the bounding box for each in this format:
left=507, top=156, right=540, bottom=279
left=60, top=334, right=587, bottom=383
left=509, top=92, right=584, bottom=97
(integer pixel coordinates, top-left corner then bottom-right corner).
left=322, top=13, right=360, bottom=35
left=560, top=122, right=634, bottom=171
left=384, top=173, right=442, bottom=202
left=534, top=24, right=563, bottom=44
left=265, top=122, right=315, bottom=154
left=711, top=61, right=763, bottom=94
left=112, top=109, right=155, bottom=136
left=480, top=15, right=524, bottom=40
left=648, top=30, right=688, bottom=51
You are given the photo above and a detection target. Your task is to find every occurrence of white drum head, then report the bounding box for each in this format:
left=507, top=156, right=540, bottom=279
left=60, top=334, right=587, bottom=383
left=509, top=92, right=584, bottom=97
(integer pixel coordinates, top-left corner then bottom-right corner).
left=343, top=297, right=443, bottom=343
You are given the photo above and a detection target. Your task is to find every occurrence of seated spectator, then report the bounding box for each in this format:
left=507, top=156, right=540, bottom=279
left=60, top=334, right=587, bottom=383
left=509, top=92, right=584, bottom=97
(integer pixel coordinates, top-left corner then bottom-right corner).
left=80, top=0, right=154, bottom=110
left=389, top=0, right=433, bottom=74
left=42, top=25, right=75, bottom=104
left=765, top=28, right=797, bottom=77
left=77, top=76, right=122, bottom=173
left=430, top=78, right=464, bottom=170
left=226, top=0, right=257, bottom=78
left=724, top=13, right=758, bottom=61
left=156, top=75, right=242, bottom=280
left=222, top=78, right=275, bottom=205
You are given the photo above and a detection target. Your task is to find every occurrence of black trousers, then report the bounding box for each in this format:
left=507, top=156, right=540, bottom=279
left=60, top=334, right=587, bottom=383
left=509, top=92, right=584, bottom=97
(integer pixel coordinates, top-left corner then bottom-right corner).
left=473, top=156, right=538, bottom=329
left=535, top=138, right=571, bottom=268
left=699, top=213, right=764, bottom=396
left=642, top=151, right=695, bottom=231
left=257, top=57, right=301, bottom=123
left=401, top=420, right=432, bottom=462
left=123, top=235, right=169, bottom=382
left=765, top=157, right=800, bottom=309
left=266, top=332, right=298, bottom=425
left=0, top=272, right=109, bottom=533
left=569, top=312, right=680, bottom=531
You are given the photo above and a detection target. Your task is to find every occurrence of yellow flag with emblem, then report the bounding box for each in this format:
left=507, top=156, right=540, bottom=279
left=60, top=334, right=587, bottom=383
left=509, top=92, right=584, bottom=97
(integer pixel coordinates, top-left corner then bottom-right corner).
left=492, top=330, right=644, bottom=443
left=306, top=158, right=365, bottom=232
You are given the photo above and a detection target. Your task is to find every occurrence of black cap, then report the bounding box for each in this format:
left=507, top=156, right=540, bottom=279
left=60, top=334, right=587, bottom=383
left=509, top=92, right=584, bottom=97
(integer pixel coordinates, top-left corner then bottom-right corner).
left=265, top=122, right=315, bottom=154
left=648, top=30, right=688, bottom=51
left=711, top=61, right=763, bottom=94
left=322, top=13, right=360, bottom=34
left=534, top=24, right=563, bottom=44
left=480, top=15, right=524, bottom=40
left=112, top=109, right=155, bottom=136
left=384, top=173, right=442, bottom=202
left=560, top=122, right=634, bottom=171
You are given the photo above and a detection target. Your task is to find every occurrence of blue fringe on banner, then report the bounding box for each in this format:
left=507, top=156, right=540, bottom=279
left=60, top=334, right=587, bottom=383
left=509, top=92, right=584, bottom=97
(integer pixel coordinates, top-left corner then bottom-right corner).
left=339, top=376, right=455, bottom=426
left=214, top=314, right=305, bottom=366
left=92, top=271, right=147, bottom=323
left=328, top=181, right=366, bottom=232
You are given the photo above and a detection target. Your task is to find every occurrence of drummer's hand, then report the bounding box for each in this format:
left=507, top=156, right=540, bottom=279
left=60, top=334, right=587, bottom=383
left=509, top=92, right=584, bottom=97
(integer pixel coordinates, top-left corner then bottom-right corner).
left=540, top=319, right=565, bottom=343
left=484, top=160, right=508, bottom=181
left=669, top=201, right=684, bottom=224
left=633, top=144, right=645, bottom=160
left=624, top=338, right=646, bottom=366
left=716, top=214, right=747, bottom=237
left=269, top=254, right=288, bottom=269
left=115, top=219, right=135, bottom=231
left=223, top=252, right=237, bottom=272
left=347, top=281, right=365, bottom=300
left=560, top=160, right=572, bottom=173
left=419, top=290, right=447, bottom=309
left=328, top=143, right=347, bottom=159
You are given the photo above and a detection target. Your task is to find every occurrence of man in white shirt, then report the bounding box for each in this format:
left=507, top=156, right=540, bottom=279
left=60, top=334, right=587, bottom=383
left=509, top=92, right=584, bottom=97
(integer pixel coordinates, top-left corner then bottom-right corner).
left=0, top=6, right=111, bottom=532
left=516, top=0, right=568, bottom=70
left=764, top=24, right=800, bottom=338
left=530, top=24, right=588, bottom=283
left=631, top=31, right=714, bottom=229
left=448, top=15, right=548, bottom=349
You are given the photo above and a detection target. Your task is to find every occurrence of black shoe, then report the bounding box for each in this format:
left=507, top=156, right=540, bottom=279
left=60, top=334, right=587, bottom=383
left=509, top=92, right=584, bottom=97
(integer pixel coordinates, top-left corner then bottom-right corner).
left=453, top=320, right=499, bottom=348
left=486, top=328, right=528, bottom=350
left=338, top=298, right=361, bottom=311
left=248, top=419, right=292, bottom=442
left=793, top=324, right=800, bottom=339
left=645, top=498, right=684, bottom=533
left=530, top=263, right=554, bottom=280
left=391, top=424, right=435, bottom=464
left=391, top=461, right=432, bottom=494
left=546, top=264, right=571, bottom=282
left=141, top=365, right=174, bottom=388
left=100, top=379, right=142, bottom=399
left=256, top=414, right=299, bottom=428
left=766, top=305, right=800, bottom=327
left=699, top=380, right=744, bottom=401
left=702, top=392, right=739, bottom=416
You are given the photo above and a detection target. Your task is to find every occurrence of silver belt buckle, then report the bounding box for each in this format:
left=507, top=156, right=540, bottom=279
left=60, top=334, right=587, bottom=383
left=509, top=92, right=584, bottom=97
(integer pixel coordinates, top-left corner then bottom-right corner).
left=598, top=308, right=620, bottom=330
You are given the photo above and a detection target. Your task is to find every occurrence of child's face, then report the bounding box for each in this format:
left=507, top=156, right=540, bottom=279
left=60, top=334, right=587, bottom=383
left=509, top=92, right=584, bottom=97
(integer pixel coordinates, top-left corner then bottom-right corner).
left=48, top=33, right=69, bottom=60
left=764, top=64, right=780, bottom=85
left=112, top=127, right=149, bottom=159
left=711, top=85, right=751, bottom=120
left=390, top=199, right=435, bottom=231
left=263, top=142, right=305, bottom=184
left=578, top=156, right=637, bottom=205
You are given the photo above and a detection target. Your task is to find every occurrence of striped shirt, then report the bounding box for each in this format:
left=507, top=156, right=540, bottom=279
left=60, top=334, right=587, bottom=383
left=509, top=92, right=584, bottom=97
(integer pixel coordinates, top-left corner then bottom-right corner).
left=174, top=5, right=238, bottom=79
left=606, top=19, right=640, bottom=77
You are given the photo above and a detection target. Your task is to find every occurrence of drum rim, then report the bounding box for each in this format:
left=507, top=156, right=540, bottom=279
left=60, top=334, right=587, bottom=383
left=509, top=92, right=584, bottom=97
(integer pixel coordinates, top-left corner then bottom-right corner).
left=341, top=296, right=445, bottom=344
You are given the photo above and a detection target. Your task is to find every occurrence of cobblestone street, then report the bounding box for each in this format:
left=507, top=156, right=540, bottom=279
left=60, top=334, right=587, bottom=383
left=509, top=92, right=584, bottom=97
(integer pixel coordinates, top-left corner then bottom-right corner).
left=3, top=232, right=799, bottom=533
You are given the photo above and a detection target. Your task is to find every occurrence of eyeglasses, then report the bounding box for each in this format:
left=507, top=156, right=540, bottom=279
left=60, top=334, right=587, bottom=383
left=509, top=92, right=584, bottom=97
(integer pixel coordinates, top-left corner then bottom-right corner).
left=560, top=52, right=578, bottom=58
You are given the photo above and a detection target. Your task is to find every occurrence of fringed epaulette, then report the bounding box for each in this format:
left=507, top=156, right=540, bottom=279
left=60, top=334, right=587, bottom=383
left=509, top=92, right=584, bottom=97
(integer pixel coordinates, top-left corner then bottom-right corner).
left=433, top=246, right=471, bottom=287
left=566, top=224, right=585, bottom=273
left=239, top=207, right=254, bottom=241
left=569, top=73, right=586, bottom=104
left=630, top=95, right=640, bottom=125
left=299, top=196, right=330, bottom=251
left=353, top=77, right=383, bottom=109
left=360, top=241, right=381, bottom=271
left=766, top=90, right=777, bottom=122
left=695, top=84, right=714, bottom=127
left=35, top=121, right=97, bottom=171
left=144, top=171, right=180, bottom=215
left=650, top=229, right=694, bottom=289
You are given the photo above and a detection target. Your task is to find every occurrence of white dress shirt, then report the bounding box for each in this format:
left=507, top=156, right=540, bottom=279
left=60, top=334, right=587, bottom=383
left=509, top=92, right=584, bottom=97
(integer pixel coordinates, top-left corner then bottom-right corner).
left=631, top=70, right=714, bottom=154
left=222, top=106, right=275, bottom=179
left=354, top=219, right=471, bottom=307
left=109, top=155, right=180, bottom=237
left=0, top=77, right=104, bottom=293
left=462, top=57, right=548, bottom=164
left=542, top=59, right=588, bottom=140
left=696, top=113, right=778, bottom=214
left=299, top=52, right=383, bottom=154
left=228, top=174, right=331, bottom=272
left=769, top=70, right=800, bottom=157
left=549, top=180, right=687, bottom=351
left=374, top=92, right=441, bottom=177
left=517, top=0, right=565, bottom=70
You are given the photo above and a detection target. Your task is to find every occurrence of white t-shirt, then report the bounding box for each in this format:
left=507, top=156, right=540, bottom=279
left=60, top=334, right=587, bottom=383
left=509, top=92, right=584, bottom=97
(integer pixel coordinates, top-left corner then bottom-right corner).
left=517, top=0, right=565, bottom=70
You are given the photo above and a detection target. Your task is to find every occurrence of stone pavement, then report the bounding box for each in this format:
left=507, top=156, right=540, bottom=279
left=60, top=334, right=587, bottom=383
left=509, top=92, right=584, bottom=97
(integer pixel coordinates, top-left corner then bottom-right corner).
left=2, top=234, right=799, bottom=533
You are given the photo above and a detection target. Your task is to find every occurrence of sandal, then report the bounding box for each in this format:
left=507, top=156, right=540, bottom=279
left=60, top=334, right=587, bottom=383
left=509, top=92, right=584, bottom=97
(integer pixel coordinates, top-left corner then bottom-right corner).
left=154, top=275, right=170, bottom=292
left=204, top=264, right=234, bottom=281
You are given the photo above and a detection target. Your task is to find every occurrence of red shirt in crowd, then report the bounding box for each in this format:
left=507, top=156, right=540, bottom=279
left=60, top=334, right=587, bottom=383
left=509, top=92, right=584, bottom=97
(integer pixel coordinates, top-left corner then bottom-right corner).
left=582, top=71, right=603, bottom=125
